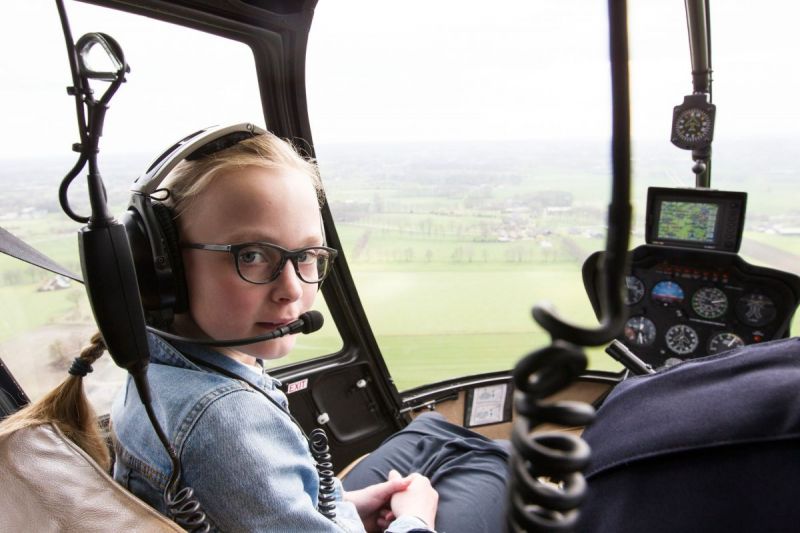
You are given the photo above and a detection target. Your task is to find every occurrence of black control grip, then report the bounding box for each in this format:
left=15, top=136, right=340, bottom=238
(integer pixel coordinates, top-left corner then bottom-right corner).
left=605, top=340, right=655, bottom=375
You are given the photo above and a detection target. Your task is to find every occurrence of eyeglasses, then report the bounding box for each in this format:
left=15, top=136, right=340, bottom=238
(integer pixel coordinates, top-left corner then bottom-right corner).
left=182, top=242, right=337, bottom=284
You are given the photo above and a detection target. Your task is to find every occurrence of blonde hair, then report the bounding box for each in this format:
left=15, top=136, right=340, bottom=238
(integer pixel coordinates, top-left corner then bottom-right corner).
left=0, top=332, right=110, bottom=470
left=0, top=131, right=322, bottom=472
left=162, top=131, right=324, bottom=219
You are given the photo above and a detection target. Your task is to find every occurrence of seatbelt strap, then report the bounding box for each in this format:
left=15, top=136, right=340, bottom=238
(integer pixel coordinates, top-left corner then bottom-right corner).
left=0, top=225, right=82, bottom=283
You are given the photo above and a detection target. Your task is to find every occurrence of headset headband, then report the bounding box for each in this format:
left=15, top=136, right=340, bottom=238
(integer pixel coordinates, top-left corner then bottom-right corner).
left=131, top=122, right=267, bottom=197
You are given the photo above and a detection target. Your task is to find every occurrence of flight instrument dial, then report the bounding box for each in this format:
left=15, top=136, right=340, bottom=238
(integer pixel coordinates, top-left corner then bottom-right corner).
left=665, top=324, right=699, bottom=355
left=736, top=293, right=777, bottom=327
left=624, top=316, right=657, bottom=346
left=651, top=280, right=685, bottom=306
left=671, top=94, right=716, bottom=150
left=708, top=332, right=745, bottom=355
left=674, top=109, right=713, bottom=144
left=624, top=276, right=645, bottom=306
left=691, top=287, right=728, bottom=319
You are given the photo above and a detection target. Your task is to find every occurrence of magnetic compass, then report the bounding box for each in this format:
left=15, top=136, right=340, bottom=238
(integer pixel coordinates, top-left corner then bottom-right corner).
left=671, top=94, right=716, bottom=150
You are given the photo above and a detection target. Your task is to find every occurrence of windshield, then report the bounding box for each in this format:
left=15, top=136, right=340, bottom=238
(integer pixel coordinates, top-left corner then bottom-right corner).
left=307, top=0, right=800, bottom=389
left=2, top=1, right=800, bottom=406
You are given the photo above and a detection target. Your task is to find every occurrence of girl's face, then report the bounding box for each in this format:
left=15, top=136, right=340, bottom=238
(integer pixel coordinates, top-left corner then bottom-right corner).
left=178, top=165, right=322, bottom=362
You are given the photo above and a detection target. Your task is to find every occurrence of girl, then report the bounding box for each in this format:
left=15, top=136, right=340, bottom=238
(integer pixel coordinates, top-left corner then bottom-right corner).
left=111, top=125, right=438, bottom=532
left=110, top=123, right=508, bottom=532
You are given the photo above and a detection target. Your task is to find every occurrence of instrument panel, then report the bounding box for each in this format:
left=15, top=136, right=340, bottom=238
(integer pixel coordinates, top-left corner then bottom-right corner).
left=584, top=245, right=800, bottom=369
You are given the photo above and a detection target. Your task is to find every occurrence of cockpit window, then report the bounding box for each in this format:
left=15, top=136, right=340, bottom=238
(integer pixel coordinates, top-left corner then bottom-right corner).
left=307, top=1, right=617, bottom=389
left=3, top=1, right=800, bottom=401
left=0, top=2, right=341, bottom=411
left=308, top=1, right=800, bottom=390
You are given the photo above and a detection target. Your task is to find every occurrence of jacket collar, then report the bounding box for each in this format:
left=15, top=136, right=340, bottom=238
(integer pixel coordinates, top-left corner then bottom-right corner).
left=146, top=333, right=282, bottom=391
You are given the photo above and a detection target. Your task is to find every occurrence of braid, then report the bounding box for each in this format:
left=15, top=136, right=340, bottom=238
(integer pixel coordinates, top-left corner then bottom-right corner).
left=69, top=331, right=106, bottom=377
left=0, top=332, right=111, bottom=470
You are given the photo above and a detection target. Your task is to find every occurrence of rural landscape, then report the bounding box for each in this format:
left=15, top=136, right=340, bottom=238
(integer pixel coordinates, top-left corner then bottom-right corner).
left=2, top=137, right=800, bottom=406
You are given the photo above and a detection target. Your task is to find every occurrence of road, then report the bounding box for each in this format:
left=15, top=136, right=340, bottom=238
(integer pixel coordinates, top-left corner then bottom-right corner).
left=740, top=239, right=800, bottom=276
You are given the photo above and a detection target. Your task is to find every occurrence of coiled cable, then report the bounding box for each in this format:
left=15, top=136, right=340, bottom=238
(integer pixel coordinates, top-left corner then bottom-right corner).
left=177, top=355, right=339, bottom=524
left=131, top=371, right=211, bottom=532
left=507, top=0, right=631, bottom=530
left=309, top=428, right=337, bottom=520
left=508, top=342, right=594, bottom=532
left=165, top=484, right=211, bottom=533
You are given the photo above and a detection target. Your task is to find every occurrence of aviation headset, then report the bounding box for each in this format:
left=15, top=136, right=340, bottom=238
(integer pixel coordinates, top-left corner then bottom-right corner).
left=122, top=122, right=267, bottom=328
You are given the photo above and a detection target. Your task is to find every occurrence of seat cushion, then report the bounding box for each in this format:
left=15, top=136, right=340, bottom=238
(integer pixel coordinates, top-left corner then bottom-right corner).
left=0, top=423, right=183, bottom=532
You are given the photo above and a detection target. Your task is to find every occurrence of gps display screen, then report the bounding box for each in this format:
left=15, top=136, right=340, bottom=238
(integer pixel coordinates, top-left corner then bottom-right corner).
left=645, top=188, right=747, bottom=253
left=657, top=201, right=718, bottom=243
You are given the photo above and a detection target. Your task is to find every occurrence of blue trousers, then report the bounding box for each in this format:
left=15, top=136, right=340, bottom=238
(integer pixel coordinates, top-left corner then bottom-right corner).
left=342, top=412, right=510, bottom=533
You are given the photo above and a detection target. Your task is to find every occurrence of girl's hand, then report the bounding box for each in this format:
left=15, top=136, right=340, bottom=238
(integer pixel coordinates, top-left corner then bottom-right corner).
left=344, top=470, right=413, bottom=532
left=385, top=470, right=438, bottom=531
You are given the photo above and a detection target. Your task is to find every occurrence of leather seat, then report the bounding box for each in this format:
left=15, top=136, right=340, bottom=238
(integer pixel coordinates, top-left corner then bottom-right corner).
left=0, top=422, right=183, bottom=532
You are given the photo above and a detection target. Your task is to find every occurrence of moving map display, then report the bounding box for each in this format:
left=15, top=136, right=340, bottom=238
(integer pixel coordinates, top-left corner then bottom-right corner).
left=657, top=201, right=718, bottom=243
left=645, top=187, right=747, bottom=253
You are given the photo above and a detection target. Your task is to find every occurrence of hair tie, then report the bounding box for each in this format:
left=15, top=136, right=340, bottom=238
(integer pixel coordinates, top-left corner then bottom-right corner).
left=69, top=357, right=93, bottom=377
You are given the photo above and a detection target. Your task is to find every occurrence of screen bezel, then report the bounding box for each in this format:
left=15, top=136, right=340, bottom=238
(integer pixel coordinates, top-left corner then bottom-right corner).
left=645, top=187, right=747, bottom=253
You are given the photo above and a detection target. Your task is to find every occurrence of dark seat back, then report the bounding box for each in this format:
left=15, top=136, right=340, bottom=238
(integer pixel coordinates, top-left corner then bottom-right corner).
left=578, top=337, right=800, bottom=533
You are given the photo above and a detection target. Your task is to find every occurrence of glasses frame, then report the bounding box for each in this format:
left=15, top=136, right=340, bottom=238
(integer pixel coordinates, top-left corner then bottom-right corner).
left=182, top=241, right=338, bottom=285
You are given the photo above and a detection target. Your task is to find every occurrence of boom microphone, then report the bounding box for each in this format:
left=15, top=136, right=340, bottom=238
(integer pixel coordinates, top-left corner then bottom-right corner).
left=146, top=310, right=324, bottom=347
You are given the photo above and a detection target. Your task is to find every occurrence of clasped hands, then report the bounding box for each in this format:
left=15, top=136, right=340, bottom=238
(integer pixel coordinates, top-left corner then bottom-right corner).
left=344, top=469, right=438, bottom=532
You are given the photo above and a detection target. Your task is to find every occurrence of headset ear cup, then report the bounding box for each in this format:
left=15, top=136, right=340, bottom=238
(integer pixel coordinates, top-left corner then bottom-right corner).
left=122, top=204, right=160, bottom=315
left=151, top=202, right=188, bottom=314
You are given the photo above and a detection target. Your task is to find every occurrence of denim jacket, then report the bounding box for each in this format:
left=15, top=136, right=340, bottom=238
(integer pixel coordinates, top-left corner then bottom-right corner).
left=111, top=334, right=431, bottom=532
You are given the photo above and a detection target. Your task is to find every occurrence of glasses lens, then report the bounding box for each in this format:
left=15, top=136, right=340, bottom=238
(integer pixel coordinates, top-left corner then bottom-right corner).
left=236, top=244, right=283, bottom=283
left=294, top=248, right=333, bottom=283
left=235, top=245, right=334, bottom=283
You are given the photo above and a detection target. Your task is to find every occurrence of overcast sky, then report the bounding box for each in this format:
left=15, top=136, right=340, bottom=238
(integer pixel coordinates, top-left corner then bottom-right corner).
left=1, top=1, right=800, bottom=159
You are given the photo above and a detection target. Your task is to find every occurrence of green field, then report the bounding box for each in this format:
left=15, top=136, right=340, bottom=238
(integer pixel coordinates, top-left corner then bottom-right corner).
left=0, top=282, right=85, bottom=342
left=2, top=242, right=616, bottom=393
left=6, top=219, right=800, bottom=393
left=4, top=196, right=800, bottom=394
left=283, top=264, right=622, bottom=389
left=746, top=232, right=800, bottom=256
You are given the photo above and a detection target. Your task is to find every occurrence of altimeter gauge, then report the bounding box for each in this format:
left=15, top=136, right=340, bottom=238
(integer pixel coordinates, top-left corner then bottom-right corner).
left=671, top=94, right=716, bottom=150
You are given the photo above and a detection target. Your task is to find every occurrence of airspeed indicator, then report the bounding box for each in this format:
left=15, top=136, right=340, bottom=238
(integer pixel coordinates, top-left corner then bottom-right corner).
left=625, top=276, right=645, bottom=306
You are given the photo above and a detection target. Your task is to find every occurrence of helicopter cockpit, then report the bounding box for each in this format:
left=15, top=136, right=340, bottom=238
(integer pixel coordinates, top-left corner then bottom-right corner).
left=2, top=0, right=800, bottom=532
